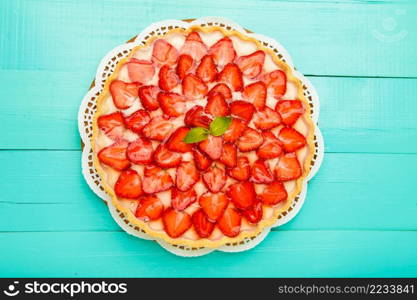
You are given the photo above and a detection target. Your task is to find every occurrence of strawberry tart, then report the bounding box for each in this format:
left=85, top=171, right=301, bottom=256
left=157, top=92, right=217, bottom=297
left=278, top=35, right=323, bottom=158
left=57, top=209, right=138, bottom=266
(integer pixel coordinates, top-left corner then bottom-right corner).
left=92, top=25, right=315, bottom=248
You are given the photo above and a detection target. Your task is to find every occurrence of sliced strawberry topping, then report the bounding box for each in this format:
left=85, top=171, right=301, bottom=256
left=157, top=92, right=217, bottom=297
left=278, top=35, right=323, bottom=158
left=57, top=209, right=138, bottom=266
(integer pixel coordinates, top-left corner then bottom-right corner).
left=208, top=37, right=236, bottom=66
left=263, top=70, right=286, bottom=99
left=237, top=128, right=264, bottom=152
left=217, top=207, right=241, bottom=237
left=98, top=140, right=130, bottom=171
left=253, top=107, right=282, bottom=130
left=138, top=85, right=160, bottom=111
left=250, top=159, right=274, bottom=184
left=243, top=200, right=263, bottom=224
left=162, top=208, right=192, bottom=238
left=217, top=63, right=243, bottom=92
left=135, top=195, right=164, bottom=221
left=199, top=192, right=229, bottom=222
left=230, top=100, right=255, bottom=124
left=171, top=188, right=197, bottom=211
left=142, top=165, right=174, bottom=194
left=157, top=92, right=186, bottom=117
left=158, top=65, right=180, bottom=92
left=205, top=93, right=229, bottom=117
left=196, top=55, right=217, bottom=83
left=182, top=74, right=208, bottom=100
left=127, top=59, right=155, bottom=84
left=123, top=109, right=150, bottom=134
left=110, top=80, right=140, bottom=109
left=176, top=54, right=194, bottom=80
left=126, top=137, right=153, bottom=164
left=278, top=127, right=306, bottom=152
left=258, top=181, right=288, bottom=205
left=166, top=126, right=192, bottom=153
left=257, top=131, right=283, bottom=159
left=219, top=143, right=237, bottom=168
left=208, top=83, right=232, bottom=100
left=180, top=32, right=208, bottom=61
left=236, top=50, right=265, bottom=79
left=115, top=169, right=143, bottom=199
left=176, top=161, right=199, bottom=192
left=97, top=112, right=125, bottom=140
left=199, top=135, right=223, bottom=160
left=192, top=209, right=215, bottom=238
left=152, top=39, right=178, bottom=66
left=153, top=144, right=182, bottom=168
left=184, top=105, right=212, bottom=128
left=242, top=81, right=267, bottom=110
left=223, top=119, right=247, bottom=143
left=275, top=100, right=305, bottom=126
left=228, top=156, right=250, bottom=181
left=227, top=181, right=256, bottom=210
left=202, top=163, right=227, bottom=193
left=142, top=116, right=173, bottom=141
left=275, top=152, right=302, bottom=181
left=192, top=148, right=212, bottom=171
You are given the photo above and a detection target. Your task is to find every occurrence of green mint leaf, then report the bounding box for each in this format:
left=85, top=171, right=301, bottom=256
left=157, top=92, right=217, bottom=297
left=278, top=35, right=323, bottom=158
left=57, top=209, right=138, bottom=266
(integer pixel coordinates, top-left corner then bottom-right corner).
left=183, top=127, right=209, bottom=144
left=209, top=116, right=232, bottom=136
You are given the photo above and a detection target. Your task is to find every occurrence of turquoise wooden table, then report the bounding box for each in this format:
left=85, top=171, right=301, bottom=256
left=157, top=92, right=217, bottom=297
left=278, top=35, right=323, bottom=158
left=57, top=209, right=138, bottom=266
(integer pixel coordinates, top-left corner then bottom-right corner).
left=1, top=0, right=417, bottom=277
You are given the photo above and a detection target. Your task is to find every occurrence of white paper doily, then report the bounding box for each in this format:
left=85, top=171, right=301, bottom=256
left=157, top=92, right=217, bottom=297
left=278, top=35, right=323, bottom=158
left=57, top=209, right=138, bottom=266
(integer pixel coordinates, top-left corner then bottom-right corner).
left=78, top=17, right=324, bottom=257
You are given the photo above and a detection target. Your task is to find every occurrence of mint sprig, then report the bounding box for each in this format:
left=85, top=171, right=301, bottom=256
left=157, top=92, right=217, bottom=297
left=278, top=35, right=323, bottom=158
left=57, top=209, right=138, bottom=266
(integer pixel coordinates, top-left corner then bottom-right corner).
left=184, top=116, right=232, bottom=144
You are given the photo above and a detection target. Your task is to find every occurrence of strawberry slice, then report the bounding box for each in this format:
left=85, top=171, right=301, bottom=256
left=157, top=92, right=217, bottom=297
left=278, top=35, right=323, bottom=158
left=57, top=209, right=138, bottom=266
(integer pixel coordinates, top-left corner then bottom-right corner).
left=115, top=169, right=143, bottom=199
left=228, top=156, right=250, bottom=181
left=199, top=135, right=223, bottom=160
left=208, top=37, right=236, bottom=66
left=142, top=116, right=173, bottom=141
left=258, top=181, right=288, bottom=205
left=278, top=127, right=306, bottom=152
left=275, top=100, right=305, bottom=126
left=138, top=85, right=160, bottom=111
left=135, top=195, right=164, bottom=221
left=184, top=105, right=212, bottom=128
left=110, top=80, right=140, bottom=109
left=158, top=65, right=179, bottom=92
left=223, top=118, right=247, bottom=143
left=196, top=55, right=217, bottom=83
left=171, top=188, right=197, bottom=211
left=192, top=148, right=212, bottom=171
left=217, top=207, right=242, bottom=237
left=98, top=140, right=130, bottom=171
left=182, top=74, right=208, bottom=100
left=237, top=128, right=264, bottom=152
left=176, top=161, right=199, bottom=192
left=152, top=39, right=178, bottom=66
left=250, top=159, right=274, bottom=184
left=180, top=32, right=208, bottom=61
left=242, top=81, right=267, bottom=110
left=192, top=209, right=215, bottom=238
left=153, top=144, right=182, bottom=168
left=176, top=54, right=194, bottom=80
left=158, top=92, right=186, bottom=117
left=219, top=143, right=237, bottom=168
left=257, top=131, right=283, bottom=159
left=97, top=112, right=125, bottom=140
left=142, top=165, right=174, bottom=194
left=243, top=200, right=263, bottom=224
left=166, top=126, right=192, bottom=153
left=123, top=109, right=150, bottom=134
left=236, top=50, right=265, bottom=79
left=162, top=208, right=192, bottom=238
left=275, top=152, right=302, bottom=181
left=199, top=192, right=229, bottom=221
left=253, top=107, right=282, bottom=130
left=126, top=137, right=153, bottom=164
left=230, top=101, right=255, bottom=124
left=263, top=70, right=286, bottom=99
left=205, top=93, right=229, bottom=117
left=227, top=181, right=256, bottom=210
left=208, top=83, right=232, bottom=100
left=127, top=59, right=155, bottom=84
left=217, top=63, right=243, bottom=92
left=202, top=163, right=227, bottom=193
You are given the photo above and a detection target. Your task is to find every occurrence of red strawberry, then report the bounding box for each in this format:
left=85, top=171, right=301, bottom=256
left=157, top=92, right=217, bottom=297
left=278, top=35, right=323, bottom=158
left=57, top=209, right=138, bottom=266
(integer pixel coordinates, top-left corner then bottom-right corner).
left=250, top=159, right=274, bottom=184
left=166, top=126, right=192, bottom=153
left=171, top=188, right=197, bottom=211
left=208, top=37, right=236, bottom=66
left=180, top=32, right=207, bottom=61
left=176, top=161, right=199, bottom=192
left=127, top=59, right=155, bottom=84
left=223, top=119, right=247, bottom=143
left=192, top=209, right=215, bottom=238
left=237, top=128, right=264, bottom=152
left=115, top=169, right=143, bottom=199
left=123, top=109, right=150, bottom=134
left=97, top=140, right=130, bottom=171
left=158, top=92, right=186, bottom=117
left=227, top=181, right=256, bottom=210
left=258, top=181, right=288, bottom=205
left=135, top=195, right=164, bottom=221
left=153, top=144, right=182, bottom=168
left=275, top=100, right=305, bottom=126
left=182, top=74, right=208, bottom=100
left=257, top=131, right=283, bottom=159
left=253, top=107, right=282, bottom=130
left=263, top=70, right=286, bottom=99
left=228, top=156, right=250, bottom=181
left=192, top=148, right=212, bottom=171
left=236, top=50, right=265, bottom=78
left=217, top=207, right=241, bottom=237
left=199, top=135, right=223, bottom=160
left=97, top=112, right=125, bottom=140
left=208, top=83, right=232, bottom=100
left=126, top=137, right=153, bottom=164
left=219, top=143, right=237, bottom=168
left=196, top=55, right=217, bottom=83
left=142, top=165, right=174, bottom=194
left=242, top=81, right=267, bottom=110
left=202, top=163, right=227, bottom=193
left=217, top=63, right=243, bottom=92
left=243, top=200, right=263, bottom=223
left=199, top=192, right=229, bottom=221
left=152, top=39, right=178, bottom=66
left=230, top=101, right=255, bottom=123
left=278, top=127, right=306, bottom=152
left=110, top=80, right=140, bottom=109
left=158, top=65, right=179, bottom=91
left=184, top=105, right=212, bottom=128
left=142, top=116, right=173, bottom=141
left=275, top=152, right=302, bottom=181
left=138, top=85, right=160, bottom=111
left=176, top=54, right=194, bottom=80
left=162, top=208, right=192, bottom=238
left=205, top=93, right=229, bottom=117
